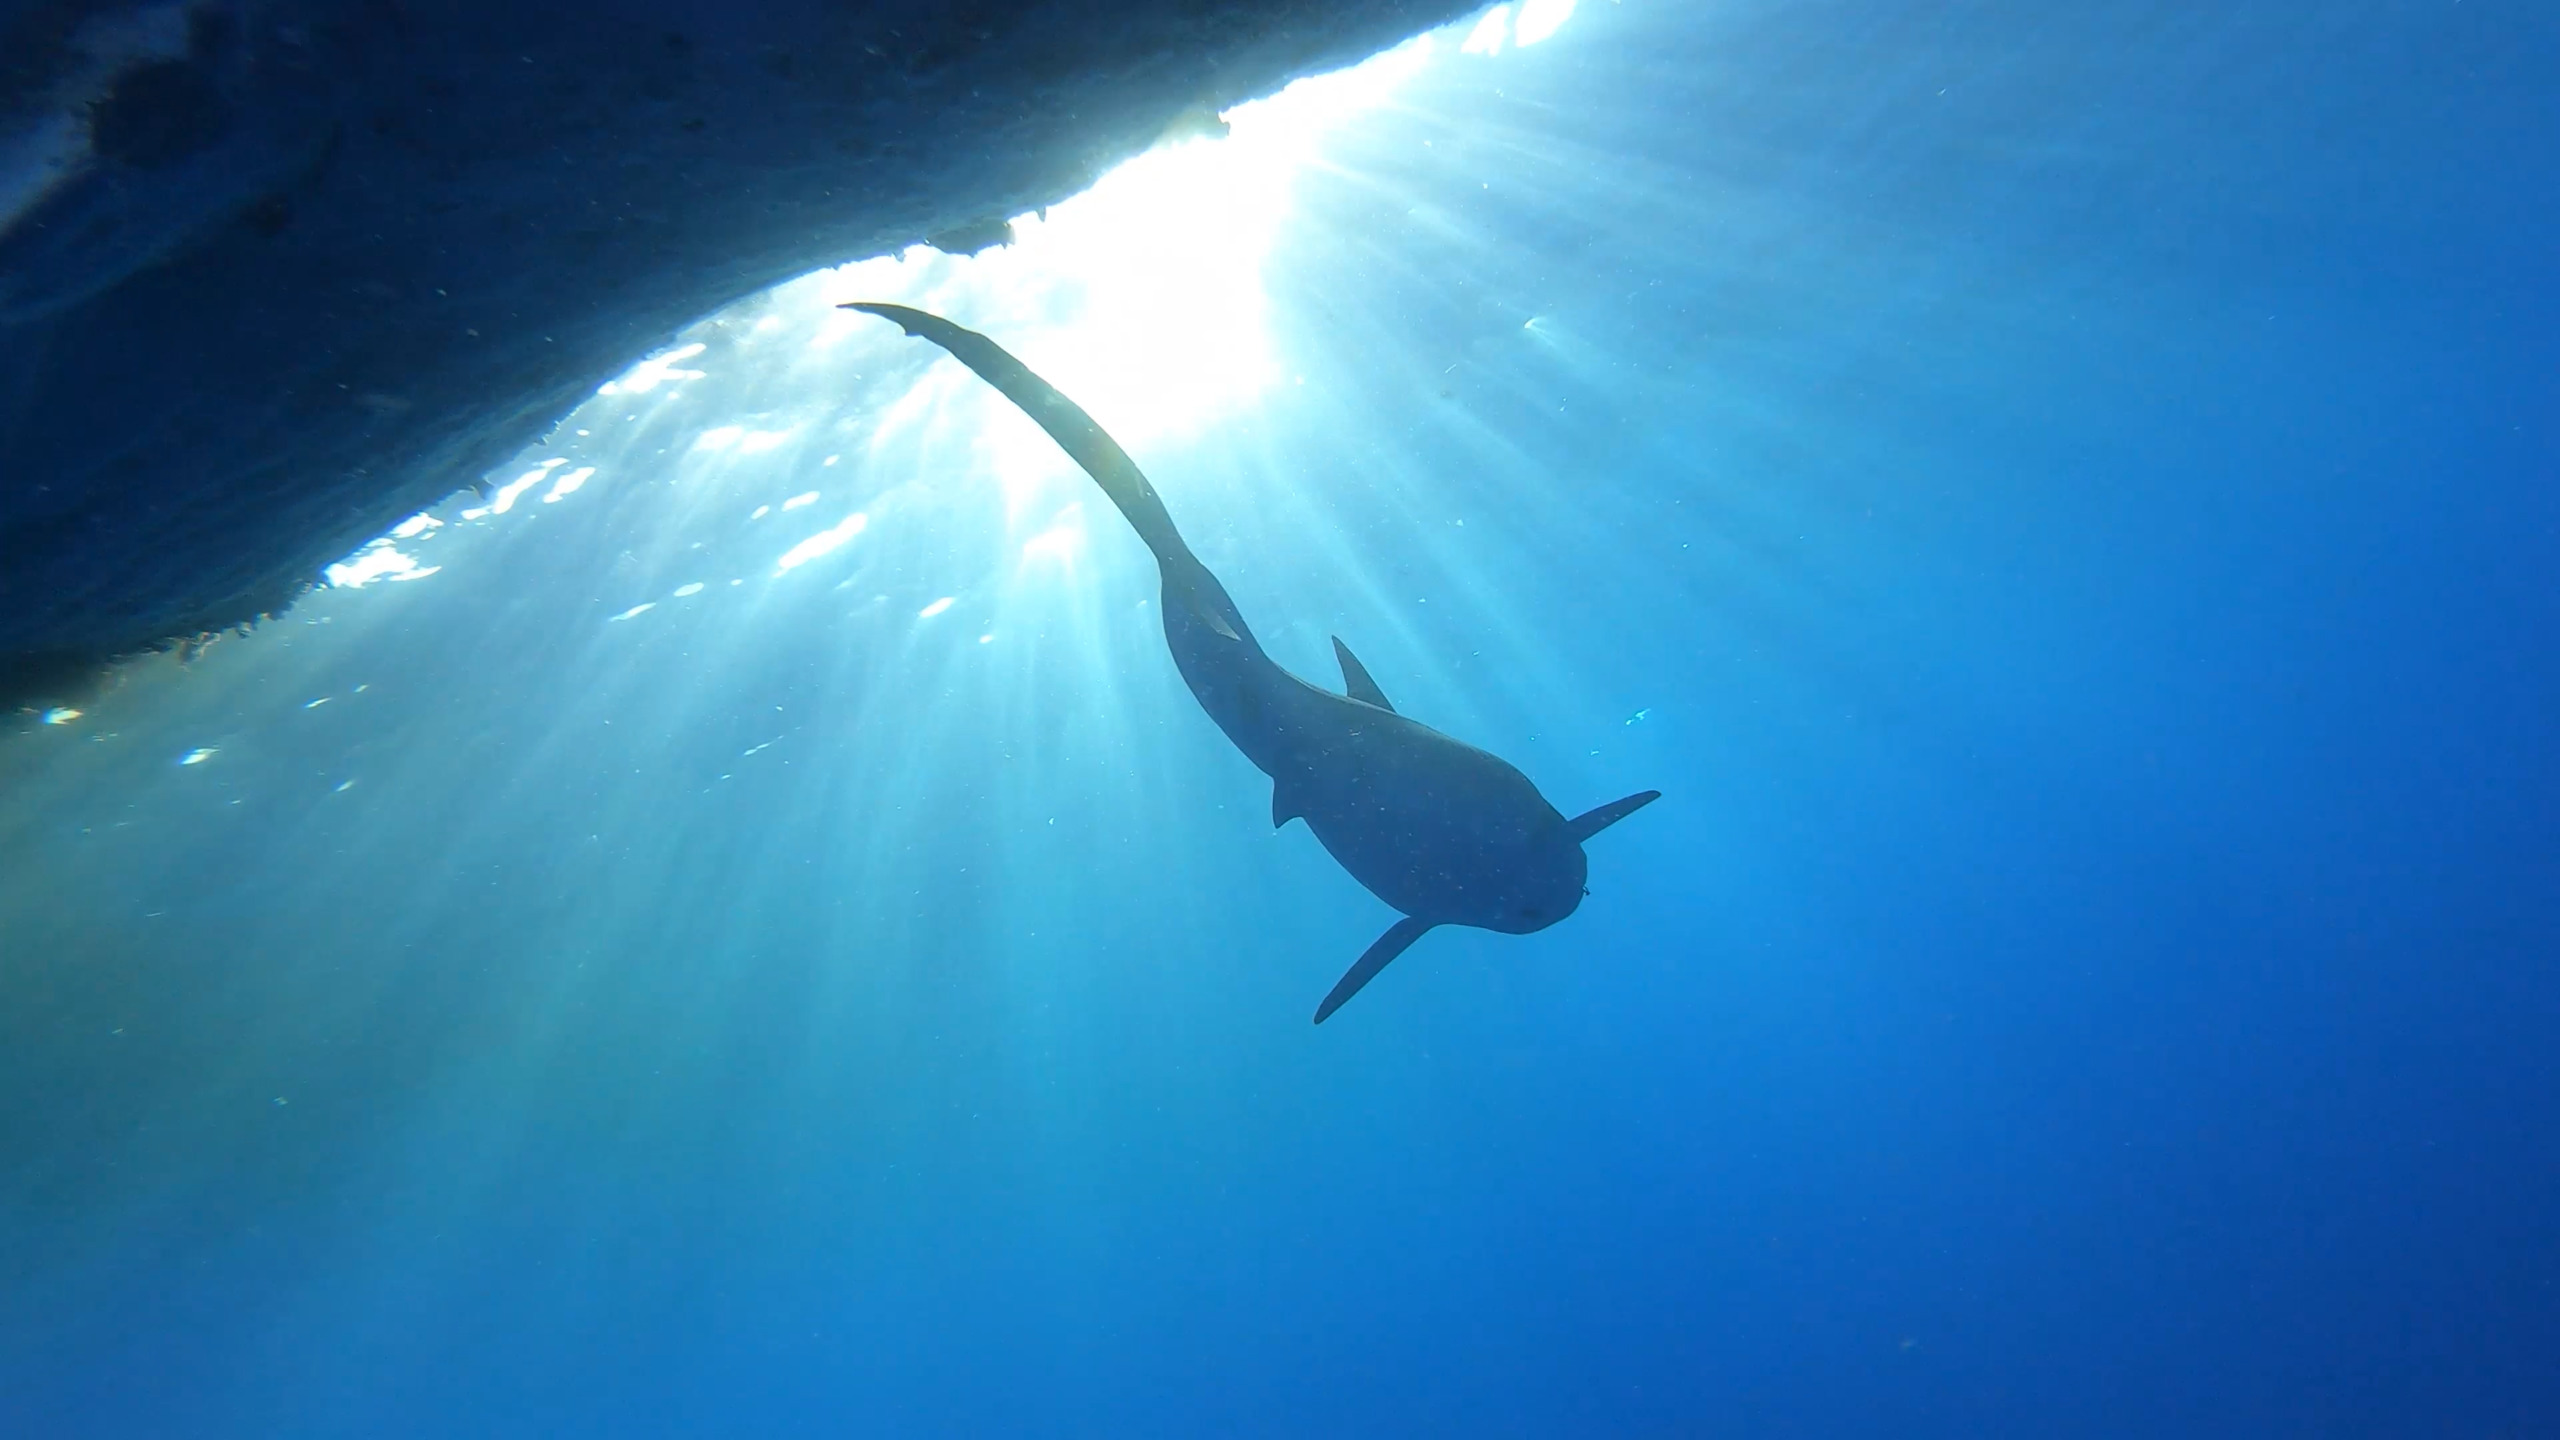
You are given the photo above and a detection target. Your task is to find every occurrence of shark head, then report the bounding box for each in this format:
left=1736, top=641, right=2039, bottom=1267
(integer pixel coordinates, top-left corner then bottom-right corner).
left=1477, top=787, right=1664, bottom=936
left=1479, top=829, right=1590, bottom=935
left=1477, top=788, right=1662, bottom=935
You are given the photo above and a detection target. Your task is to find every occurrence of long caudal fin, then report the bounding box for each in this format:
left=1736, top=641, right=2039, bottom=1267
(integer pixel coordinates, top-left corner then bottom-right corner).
left=1314, top=916, right=1434, bottom=1024
left=843, top=303, right=1197, bottom=571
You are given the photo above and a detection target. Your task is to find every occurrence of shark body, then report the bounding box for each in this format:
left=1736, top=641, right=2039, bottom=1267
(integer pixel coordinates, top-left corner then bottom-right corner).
left=847, top=303, right=1658, bottom=1022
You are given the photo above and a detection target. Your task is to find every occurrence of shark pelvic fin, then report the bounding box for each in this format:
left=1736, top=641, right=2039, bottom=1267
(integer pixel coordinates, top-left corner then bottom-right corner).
left=1194, top=593, right=1240, bottom=641
left=1314, top=916, right=1434, bottom=1024
left=1566, top=789, right=1662, bottom=844
left=1331, top=636, right=1393, bottom=712
left=1272, top=775, right=1305, bottom=829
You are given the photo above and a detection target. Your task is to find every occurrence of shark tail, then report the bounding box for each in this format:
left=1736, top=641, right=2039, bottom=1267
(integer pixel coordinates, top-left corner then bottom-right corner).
left=843, top=303, right=1200, bottom=572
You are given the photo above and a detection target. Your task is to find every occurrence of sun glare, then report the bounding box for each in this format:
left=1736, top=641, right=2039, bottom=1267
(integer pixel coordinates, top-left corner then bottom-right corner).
left=814, top=28, right=1439, bottom=468
left=294, top=3, right=1581, bottom=628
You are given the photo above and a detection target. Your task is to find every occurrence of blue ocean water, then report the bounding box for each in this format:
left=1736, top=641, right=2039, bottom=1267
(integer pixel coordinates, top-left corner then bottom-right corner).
left=5, top=2, right=2557, bottom=1434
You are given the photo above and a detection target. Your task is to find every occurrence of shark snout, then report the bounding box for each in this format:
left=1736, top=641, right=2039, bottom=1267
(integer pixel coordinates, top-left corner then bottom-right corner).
left=1482, top=847, right=1588, bottom=934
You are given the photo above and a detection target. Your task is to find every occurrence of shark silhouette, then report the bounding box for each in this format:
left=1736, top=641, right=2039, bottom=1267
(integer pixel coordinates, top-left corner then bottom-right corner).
left=846, top=303, right=1659, bottom=1023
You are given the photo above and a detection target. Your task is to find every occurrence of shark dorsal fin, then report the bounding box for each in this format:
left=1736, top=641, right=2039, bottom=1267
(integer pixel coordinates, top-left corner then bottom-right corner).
left=1566, top=789, right=1661, bottom=844
left=1331, top=636, right=1393, bottom=712
left=1314, top=916, right=1434, bottom=1023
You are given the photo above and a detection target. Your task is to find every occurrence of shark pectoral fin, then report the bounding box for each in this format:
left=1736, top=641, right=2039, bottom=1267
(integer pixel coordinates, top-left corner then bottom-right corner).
left=1567, top=789, right=1662, bottom=844
left=1330, top=636, right=1394, bottom=712
left=1313, top=916, right=1434, bottom=1024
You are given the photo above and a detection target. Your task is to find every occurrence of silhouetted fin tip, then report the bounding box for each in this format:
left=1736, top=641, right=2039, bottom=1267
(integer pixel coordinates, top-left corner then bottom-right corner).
left=1567, top=789, right=1661, bottom=844
left=840, top=301, right=928, bottom=336
left=1313, top=916, right=1434, bottom=1024
left=1331, top=636, right=1393, bottom=712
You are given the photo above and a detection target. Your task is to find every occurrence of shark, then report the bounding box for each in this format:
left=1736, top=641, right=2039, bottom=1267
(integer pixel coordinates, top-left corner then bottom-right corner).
left=845, top=303, right=1659, bottom=1023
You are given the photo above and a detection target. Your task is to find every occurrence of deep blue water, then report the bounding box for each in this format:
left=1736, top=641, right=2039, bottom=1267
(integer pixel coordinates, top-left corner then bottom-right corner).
left=6, top=2, right=2558, bottom=1435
